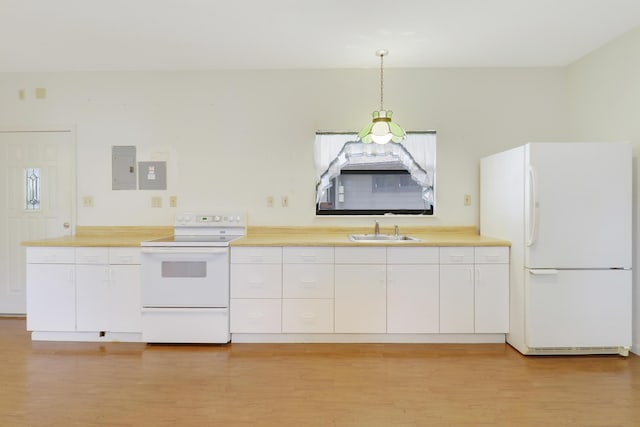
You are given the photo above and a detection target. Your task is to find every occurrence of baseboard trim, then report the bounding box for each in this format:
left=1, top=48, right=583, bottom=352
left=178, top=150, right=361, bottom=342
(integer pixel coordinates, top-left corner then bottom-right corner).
left=231, top=333, right=506, bottom=344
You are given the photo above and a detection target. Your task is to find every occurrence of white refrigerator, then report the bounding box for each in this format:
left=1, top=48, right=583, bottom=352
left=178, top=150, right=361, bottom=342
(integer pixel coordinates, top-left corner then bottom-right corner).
left=480, top=142, right=632, bottom=355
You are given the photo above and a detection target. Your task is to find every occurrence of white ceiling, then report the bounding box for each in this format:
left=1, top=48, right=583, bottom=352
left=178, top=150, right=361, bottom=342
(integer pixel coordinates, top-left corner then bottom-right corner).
left=1, top=0, right=640, bottom=72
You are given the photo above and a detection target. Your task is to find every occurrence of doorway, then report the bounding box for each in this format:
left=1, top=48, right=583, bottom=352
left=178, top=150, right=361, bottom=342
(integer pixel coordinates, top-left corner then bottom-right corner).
left=0, top=129, right=75, bottom=314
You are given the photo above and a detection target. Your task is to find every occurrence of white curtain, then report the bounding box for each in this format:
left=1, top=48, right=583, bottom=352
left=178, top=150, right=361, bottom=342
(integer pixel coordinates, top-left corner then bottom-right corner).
left=314, top=133, right=436, bottom=205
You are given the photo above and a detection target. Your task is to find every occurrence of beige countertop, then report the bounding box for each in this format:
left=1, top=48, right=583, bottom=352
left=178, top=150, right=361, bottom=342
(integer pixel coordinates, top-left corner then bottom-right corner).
left=21, top=226, right=173, bottom=247
left=233, top=226, right=510, bottom=247
left=22, top=225, right=510, bottom=247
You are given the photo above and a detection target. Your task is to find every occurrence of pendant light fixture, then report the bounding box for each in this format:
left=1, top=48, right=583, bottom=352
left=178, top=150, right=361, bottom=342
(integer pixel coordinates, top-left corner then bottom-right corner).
left=358, top=49, right=406, bottom=144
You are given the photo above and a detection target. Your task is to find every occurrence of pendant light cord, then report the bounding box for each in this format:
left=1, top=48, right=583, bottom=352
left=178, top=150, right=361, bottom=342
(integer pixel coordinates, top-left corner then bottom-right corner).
left=379, top=52, right=384, bottom=111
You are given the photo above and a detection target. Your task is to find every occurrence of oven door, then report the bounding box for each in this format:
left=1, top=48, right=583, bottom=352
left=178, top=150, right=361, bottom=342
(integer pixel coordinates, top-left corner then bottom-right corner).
left=141, top=247, right=229, bottom=308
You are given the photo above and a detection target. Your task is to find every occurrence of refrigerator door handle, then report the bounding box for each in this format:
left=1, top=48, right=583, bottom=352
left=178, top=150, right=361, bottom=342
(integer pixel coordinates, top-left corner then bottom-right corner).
left=528, top=269, right=559, bottom=275
left=526, top=165, right=538, bottom=247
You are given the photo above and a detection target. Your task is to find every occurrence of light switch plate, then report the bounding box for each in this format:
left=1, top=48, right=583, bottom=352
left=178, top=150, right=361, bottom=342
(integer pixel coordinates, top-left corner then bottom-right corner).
left=138, top=161, right=167, bottom=190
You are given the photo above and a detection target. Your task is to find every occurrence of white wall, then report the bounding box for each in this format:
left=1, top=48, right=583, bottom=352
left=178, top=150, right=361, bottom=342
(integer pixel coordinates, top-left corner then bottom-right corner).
left=566, top=26, right=640, bottom=354
left=0, top=67, right=568, bottom=228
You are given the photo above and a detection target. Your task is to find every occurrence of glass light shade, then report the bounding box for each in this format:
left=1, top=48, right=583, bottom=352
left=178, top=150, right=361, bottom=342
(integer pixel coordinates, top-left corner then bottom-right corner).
left=358, top=110, right=406, bottom=144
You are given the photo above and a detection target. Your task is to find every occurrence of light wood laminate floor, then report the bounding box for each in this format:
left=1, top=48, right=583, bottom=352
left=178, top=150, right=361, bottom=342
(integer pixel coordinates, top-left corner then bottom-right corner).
left=1, top=318, right=638, bottom=426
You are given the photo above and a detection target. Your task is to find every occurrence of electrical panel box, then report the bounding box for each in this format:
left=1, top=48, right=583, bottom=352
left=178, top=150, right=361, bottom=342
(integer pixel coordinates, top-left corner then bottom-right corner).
left=112, top=146, right=137, bottom=190
left=138, top=161, right=167, bottom=190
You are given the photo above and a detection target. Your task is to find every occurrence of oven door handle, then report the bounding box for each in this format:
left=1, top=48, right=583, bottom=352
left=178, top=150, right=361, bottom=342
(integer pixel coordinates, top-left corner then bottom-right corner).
left=141, top=247, right=229, bottom=255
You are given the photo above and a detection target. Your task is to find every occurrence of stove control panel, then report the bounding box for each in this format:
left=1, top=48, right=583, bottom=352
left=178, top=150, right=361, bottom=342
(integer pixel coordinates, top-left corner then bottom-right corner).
left=175, top=212, right=245, bottom=228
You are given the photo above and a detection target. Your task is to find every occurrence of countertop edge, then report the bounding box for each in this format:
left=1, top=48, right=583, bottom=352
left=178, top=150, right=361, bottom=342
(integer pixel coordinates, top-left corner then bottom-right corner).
left=21, top=226, right=511, bottom=247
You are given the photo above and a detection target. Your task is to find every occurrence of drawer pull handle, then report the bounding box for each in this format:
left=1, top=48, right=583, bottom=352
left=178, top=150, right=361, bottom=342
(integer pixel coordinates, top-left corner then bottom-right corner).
left=300, top=312, right=317, bottom=320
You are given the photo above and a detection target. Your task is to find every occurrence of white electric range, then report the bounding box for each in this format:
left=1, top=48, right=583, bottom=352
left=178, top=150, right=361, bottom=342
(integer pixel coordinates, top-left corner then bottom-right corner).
left=140, top=212, right=246, bottom=343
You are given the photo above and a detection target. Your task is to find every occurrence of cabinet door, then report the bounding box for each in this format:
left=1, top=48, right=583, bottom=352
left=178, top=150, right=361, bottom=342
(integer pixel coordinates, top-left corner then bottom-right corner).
left=475, top=264, right=509, bottom=333
left=282, top=299, right=333, bottom=333
left=282, top=264, right=334, bottom=299
left=109, top=265, right=142, bottom=333
left=76, top=265, right=110, bottom=331
left=387, top=264, right=439, bottom=333
left=231, top=247, right=282, bottom=264
left=439, top=264, right=474, bottom=333
left=109, top=247, right=141, bottom=265
left=26, top=264, right=76, bottom=331
left=231, top=264, right=282, bottom=298
left=230, top=299, right=282, bottom=333
left=334, top=264, right=386, bottom=333
left=283, top=247, right=334, bottom=264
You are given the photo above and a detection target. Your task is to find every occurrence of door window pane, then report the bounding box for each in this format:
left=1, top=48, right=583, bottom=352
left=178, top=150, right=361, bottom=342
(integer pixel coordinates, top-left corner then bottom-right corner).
left=25, top=168, right=41, bottom=210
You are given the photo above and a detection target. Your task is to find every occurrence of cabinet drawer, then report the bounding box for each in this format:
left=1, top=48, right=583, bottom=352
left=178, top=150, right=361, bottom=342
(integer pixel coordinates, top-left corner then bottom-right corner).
left=282, top=264, right=334, bottom=298
left=387, top=247, right=439, bottom=264
left=231, top=264, right=282, bottom=298
left=230, top=299, right=281, bottom=333
left=231, top=247, right=282, bottom=264
left=282, top=299, right=334, bottom=333
left=474, top=247, right=509, bottom=264
left=76, top=247, right=109, bottom=264
left=109, top=247, right=141, bottom=264
left=26, top=247, right=75, bottom=264
left=335, top=247, right=386, bottom=264
left=439, top=247, right=474, bottom=264
left=283, top=247, right=334, bottom=264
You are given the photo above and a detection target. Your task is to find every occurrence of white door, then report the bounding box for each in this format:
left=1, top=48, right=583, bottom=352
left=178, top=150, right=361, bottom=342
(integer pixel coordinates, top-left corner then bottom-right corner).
left=0, top=130, right=75, bottom=314
left=334, top=264, right=386, bottom=333
left=526, top=269, right=632, bottom=348
left=524, top=142, right=631, bottom=269
left=439, top=264, right=474, bottom=333
left=387, top=264, right=439, bottom=333
left=474, top=264, right=509, bottom=333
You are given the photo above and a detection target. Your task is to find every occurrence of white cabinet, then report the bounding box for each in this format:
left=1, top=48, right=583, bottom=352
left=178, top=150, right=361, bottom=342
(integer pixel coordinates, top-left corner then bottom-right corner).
left=440, top=263, right=475, bottom=333
left=228, top=244, right=508, bottom=342
left=335, top=247, right=386, bottom=333
left=108, top=263, right=142, bottom=332
left=282, top=247, right=334, bottom=333
left=282, top=299, right=334, bottom=333
left=26, top=247, right=76, bottom=331
left=387, top=247, right=439, bottom=333
left=76, top=247, right=141, bottom=333
left=440, top=247, right=475, bottom=333
left=474, top=247, right=509, bottom=333
left=230, top=247, right=283, bottom=333
left=26, top=246, right=141, bottom=337
left=440, top=247, right=509, bottom=334
left=75, top=262, right=109, bottom=331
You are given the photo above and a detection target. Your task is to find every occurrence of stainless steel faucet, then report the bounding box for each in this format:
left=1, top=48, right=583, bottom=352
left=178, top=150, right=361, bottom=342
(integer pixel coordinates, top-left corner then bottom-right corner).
left=394, top=224, right=399, bottom=238
left=374, top=220, right=380, bottom=236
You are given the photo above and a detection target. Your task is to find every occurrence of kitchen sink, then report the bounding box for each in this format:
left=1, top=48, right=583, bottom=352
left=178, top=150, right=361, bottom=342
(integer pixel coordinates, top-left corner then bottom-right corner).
left=348, top=233, right=421, bottom=242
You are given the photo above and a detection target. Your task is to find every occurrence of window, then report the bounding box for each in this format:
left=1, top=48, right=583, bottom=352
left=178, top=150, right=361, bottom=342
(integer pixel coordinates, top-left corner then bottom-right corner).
left=315, top=132, right=436, bottom=215
left=25, top=168, right=41, bottom=211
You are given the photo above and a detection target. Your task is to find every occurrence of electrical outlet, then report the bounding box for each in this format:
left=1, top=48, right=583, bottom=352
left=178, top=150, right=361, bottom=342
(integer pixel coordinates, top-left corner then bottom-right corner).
left=82, top=196, right=94, bottom=208
left=281, top=196, right=289, bottom=207
left=169, top=195, right=177, bottom=208
left=464, top=194, right=471, bottom=206
left=267, top=195, right=274, bottom=208
left=151, top=196, right=162, bottom=208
